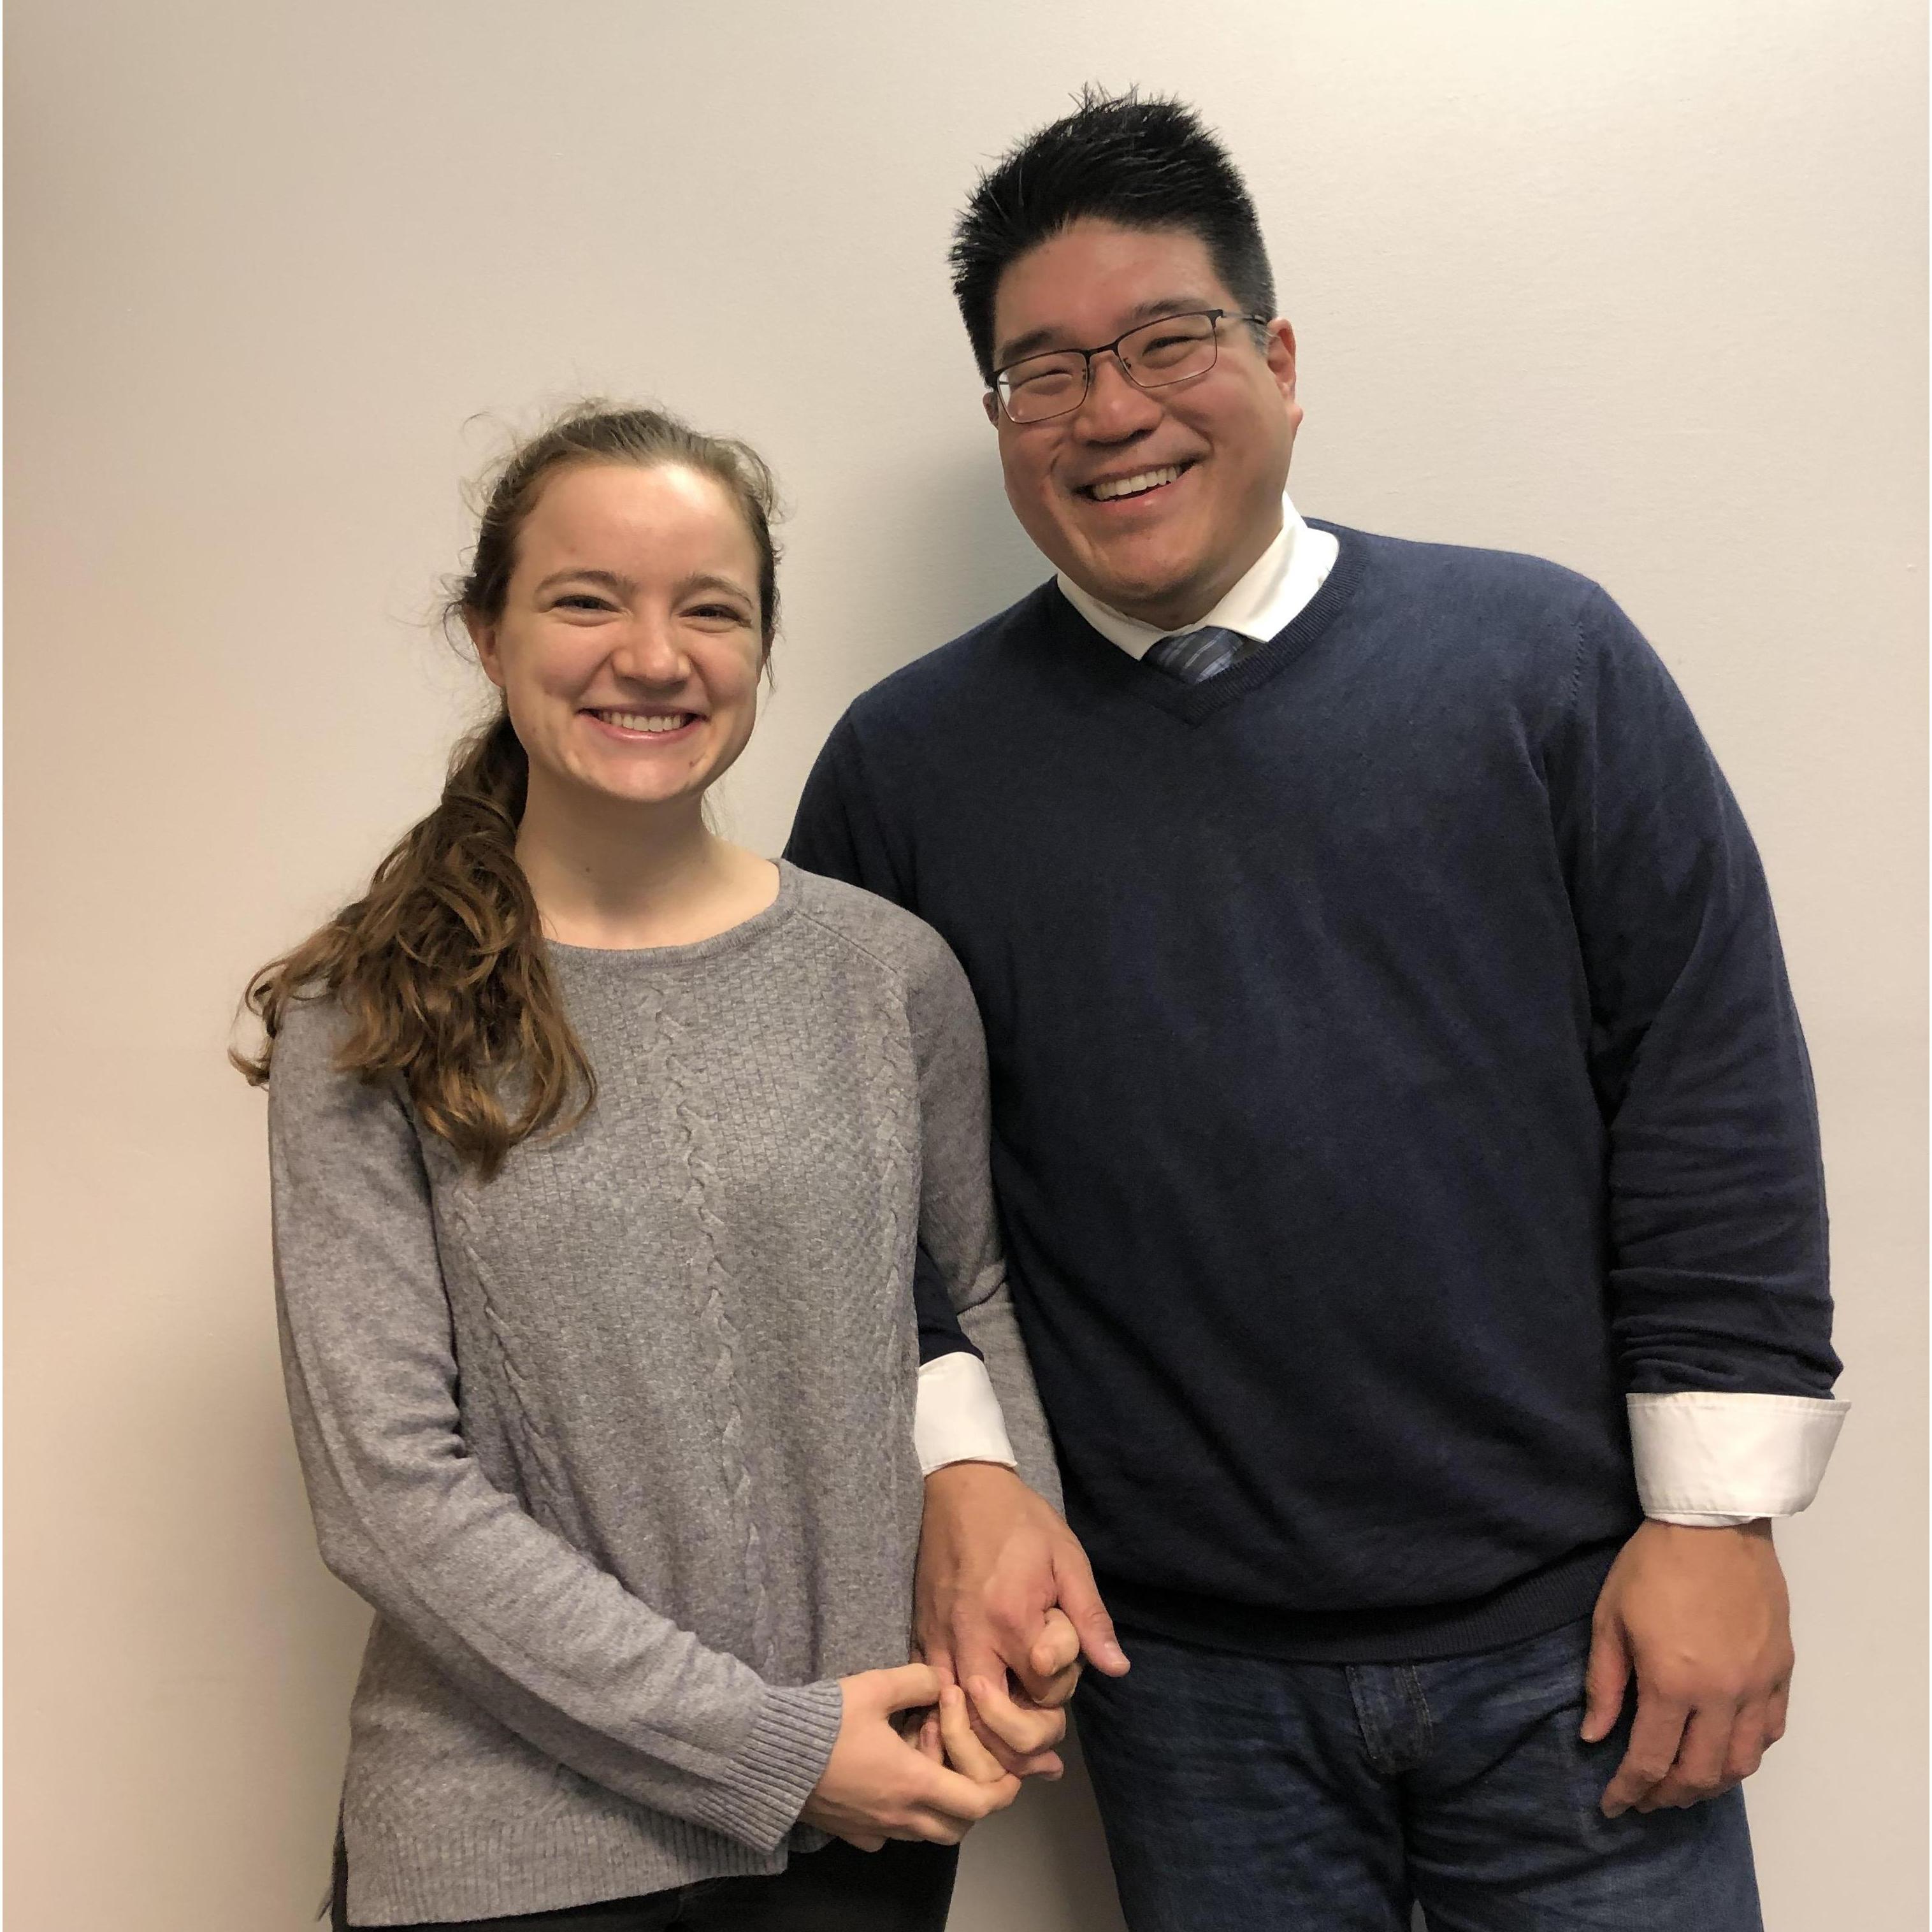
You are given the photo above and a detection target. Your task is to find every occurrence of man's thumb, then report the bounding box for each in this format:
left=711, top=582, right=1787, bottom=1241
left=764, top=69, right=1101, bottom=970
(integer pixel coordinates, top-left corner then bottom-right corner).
left=1579, top=1624, right=1629, bottom=1743
left=1056, top=1554, right=1130, bottom=1676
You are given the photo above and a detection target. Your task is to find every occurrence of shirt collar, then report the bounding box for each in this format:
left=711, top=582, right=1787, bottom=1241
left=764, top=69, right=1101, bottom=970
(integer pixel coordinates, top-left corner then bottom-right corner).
left=1055, top=492, right=1319, bottom=661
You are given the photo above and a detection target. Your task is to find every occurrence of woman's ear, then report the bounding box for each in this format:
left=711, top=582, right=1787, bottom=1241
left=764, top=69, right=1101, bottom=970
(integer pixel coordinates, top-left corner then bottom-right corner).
left=465, top=609, right=507, bottom=690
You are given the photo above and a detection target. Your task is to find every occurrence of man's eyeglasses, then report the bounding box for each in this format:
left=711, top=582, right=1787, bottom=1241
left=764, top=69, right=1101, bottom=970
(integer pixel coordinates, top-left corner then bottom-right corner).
left=990, top=308, right=1271, bottom=425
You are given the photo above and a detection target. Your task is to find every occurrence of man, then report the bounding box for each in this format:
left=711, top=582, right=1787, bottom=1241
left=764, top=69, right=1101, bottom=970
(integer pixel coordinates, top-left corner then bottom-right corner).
left=786, top=90, right=1847, bottom=1929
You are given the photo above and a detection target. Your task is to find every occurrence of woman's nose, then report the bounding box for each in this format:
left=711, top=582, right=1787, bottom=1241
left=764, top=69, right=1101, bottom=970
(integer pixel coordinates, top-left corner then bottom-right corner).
left=611, top=622, right=690, bottom=685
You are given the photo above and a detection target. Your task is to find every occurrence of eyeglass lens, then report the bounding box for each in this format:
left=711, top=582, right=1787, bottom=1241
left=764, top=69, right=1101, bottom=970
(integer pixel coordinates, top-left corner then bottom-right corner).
left=998, top=312, right=1222, bottom=423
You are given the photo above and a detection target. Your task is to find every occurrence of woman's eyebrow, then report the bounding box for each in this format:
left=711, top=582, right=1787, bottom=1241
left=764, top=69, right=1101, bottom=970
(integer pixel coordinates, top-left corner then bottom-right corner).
left=532, top=567, right=637, bottom=596
left=678, top=573, right=755, bottom=603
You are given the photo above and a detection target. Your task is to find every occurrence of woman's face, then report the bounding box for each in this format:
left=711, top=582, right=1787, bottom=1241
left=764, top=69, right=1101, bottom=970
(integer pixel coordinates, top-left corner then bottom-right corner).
left=470, top=460, right=767, bottom=818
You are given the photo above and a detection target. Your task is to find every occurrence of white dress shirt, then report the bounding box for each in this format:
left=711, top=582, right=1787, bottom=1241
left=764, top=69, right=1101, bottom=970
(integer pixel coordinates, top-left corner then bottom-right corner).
left=915, top=493, right=1847, bottom=1525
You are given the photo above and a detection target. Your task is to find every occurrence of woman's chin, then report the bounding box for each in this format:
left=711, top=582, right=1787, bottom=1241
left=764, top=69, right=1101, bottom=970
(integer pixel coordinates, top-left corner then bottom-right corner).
left=553, top=764, right=710, bottom=814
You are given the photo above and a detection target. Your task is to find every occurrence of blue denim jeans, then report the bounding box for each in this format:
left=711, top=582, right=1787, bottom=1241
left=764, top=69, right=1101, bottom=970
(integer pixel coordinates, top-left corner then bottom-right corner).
left=1075, top=1616, right=1761, bottom=1931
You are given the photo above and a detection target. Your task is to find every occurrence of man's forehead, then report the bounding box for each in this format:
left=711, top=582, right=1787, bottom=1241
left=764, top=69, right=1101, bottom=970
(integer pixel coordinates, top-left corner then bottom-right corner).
left=990, top=220, right=1230, bottom=364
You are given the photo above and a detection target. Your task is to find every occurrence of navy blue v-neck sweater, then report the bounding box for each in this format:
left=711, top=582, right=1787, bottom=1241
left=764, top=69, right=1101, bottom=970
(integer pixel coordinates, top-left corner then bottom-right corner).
left=786, top=524, right=1838, bottom=1661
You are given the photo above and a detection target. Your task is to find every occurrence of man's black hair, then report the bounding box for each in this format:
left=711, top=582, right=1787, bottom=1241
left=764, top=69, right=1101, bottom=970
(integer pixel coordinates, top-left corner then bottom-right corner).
left=949, top=87, right=1277, bottom=386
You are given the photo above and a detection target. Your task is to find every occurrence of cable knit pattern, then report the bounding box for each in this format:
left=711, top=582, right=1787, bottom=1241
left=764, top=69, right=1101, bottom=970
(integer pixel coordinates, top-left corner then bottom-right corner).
left=266, top=863, right=1059, bottom=1926
left=851, top=950, right=919, bottom=1545
left=658, top=1000, right=773, bottom=1670
left=467, top=1239, right=579, bottom=1511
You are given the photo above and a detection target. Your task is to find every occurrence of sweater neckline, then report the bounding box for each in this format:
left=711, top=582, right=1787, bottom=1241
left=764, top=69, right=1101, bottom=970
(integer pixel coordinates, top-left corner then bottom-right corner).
left=1046, top=519, right=1365, bottom=724
left=540, top=860, right=801, bottom=969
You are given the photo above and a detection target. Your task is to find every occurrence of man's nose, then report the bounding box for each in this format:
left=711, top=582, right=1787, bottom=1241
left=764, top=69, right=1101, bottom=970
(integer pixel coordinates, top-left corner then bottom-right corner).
left=1072, top=352, right=1162, bottom=440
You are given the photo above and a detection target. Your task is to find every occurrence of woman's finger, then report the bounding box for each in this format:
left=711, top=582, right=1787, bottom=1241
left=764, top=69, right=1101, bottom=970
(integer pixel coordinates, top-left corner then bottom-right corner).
left=1019, top=1608, right=1085, bottom=1705
left=965, top=1673, right=1067, bottom=1755
left=872, top=1662, right=944, bottom=1715
left=914, top=1754, right=1023, bottom=1824
left=938, top=1682, right=1009, bottom=1782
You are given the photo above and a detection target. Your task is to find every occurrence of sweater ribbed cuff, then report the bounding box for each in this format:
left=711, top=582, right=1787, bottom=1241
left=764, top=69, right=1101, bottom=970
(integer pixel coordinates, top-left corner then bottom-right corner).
left=689, top=1679, right=845, bottom=1852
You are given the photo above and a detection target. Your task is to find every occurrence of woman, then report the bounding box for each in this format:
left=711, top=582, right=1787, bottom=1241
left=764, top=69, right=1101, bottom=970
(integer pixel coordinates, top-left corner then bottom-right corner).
left=237, top=405, right=1067, bottom=1929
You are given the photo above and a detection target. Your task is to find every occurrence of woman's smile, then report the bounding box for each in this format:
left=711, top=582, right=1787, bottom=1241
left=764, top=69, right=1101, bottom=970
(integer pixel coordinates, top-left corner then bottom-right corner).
left=582, top=706, right=704, bottom=744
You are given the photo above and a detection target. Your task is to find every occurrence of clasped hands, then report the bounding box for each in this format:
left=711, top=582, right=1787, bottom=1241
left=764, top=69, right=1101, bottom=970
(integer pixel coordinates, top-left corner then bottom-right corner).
left=800, top=1461, right=1128, bottom=1851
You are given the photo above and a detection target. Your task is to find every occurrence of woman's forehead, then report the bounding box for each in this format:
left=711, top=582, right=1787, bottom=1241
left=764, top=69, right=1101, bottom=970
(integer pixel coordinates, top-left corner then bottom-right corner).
left=517, top=462, right=758, bottom=579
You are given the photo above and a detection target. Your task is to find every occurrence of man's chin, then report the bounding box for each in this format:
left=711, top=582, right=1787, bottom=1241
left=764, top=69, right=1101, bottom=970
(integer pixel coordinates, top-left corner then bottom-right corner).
left=1083, top=566, right=1211, bottom=630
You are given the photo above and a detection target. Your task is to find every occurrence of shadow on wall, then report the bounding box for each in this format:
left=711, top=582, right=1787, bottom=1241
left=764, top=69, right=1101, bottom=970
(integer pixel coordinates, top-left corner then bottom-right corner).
left=876, top=448, right=1048, bottom=673
left=950, top=1720, right=1127, bottom=1932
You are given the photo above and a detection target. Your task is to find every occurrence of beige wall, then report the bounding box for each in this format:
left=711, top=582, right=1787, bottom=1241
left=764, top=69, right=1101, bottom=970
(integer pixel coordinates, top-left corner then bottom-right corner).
left=6, top=3, right=1923, bottom=1927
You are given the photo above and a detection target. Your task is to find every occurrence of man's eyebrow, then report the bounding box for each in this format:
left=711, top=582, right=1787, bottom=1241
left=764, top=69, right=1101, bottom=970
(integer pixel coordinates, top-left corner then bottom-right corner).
left=993, top=296, right=1218, bottom=371
left=532, top=567, right=637, bottom=596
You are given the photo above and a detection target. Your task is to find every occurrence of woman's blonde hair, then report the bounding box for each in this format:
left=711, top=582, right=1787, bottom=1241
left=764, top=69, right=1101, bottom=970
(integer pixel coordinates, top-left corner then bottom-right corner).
left=233, top=402, right=781, bottom=1178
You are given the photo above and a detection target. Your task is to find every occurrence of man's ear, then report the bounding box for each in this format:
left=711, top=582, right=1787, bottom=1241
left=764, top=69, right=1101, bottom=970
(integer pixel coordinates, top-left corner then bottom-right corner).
left=465, top=609, right=507, bottom=690
left=983, top=389, right=1000, bottom=427
left=1265, top=319, right=1299, bottom=405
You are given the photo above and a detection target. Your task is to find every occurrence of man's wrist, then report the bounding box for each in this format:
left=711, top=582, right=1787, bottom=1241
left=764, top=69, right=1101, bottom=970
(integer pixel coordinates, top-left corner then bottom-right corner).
left=925, top=1459, right=1029, bottom=1488
left=1643, top=1513, right=1772, bottom=1532
left=1638, top=1516, right=1773, bottom=1538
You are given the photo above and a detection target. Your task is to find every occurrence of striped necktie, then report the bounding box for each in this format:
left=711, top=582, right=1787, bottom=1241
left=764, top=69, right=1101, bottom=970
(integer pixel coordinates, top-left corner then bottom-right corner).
left=1144, top=624, right=1250, bottom=684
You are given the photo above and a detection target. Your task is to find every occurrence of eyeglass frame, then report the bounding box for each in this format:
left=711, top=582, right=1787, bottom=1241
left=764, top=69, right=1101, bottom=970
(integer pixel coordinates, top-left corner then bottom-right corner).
left=988, top=308, right=1274, bottom=424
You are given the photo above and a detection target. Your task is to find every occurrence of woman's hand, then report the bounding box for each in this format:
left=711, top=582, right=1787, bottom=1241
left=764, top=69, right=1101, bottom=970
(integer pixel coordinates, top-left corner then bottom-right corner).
left=798, top=1664, right=1021, bottom=1851
left=909, top=1678, right=1034, bottom=1785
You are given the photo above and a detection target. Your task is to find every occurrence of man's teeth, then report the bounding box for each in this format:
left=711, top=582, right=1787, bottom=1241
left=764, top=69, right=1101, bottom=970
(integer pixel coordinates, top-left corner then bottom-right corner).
left=600, top=711, right=689, bottom=733
left=1088, top=465, right=1185, bottom=502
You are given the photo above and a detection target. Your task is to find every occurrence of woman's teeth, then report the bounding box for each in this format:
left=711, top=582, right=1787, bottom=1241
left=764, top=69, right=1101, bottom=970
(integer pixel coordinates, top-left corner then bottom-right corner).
left=598, top=711, right=690, bottom=733
left=1088, top=465, right=1185, bottom=501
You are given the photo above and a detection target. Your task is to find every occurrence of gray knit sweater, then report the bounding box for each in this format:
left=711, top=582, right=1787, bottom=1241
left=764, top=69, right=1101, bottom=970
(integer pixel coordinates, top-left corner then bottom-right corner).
left=268, top=864, right=1060, bottom=1926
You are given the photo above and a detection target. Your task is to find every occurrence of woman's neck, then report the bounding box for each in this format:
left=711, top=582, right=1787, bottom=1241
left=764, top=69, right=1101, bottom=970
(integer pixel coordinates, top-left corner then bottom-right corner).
left=514, top=779, right=778, bottom=950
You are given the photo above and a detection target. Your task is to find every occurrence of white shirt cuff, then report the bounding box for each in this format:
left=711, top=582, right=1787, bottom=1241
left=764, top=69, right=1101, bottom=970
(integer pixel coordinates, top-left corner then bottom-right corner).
left=1628, top=1391, right=1849, bottom=1524
left=913, top=1352, right=1018, bottom=1477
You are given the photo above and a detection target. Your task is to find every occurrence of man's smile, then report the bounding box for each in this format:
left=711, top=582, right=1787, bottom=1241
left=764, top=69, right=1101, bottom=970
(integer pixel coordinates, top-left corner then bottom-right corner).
left=1074, top=459, right=1199, bottom=505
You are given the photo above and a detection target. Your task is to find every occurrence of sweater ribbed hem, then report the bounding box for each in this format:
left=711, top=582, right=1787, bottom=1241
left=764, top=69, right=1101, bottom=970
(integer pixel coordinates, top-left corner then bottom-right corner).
left=1099, top=1536, right=1625, bottom=1664
left=688, top=1678, right=845, bottom=1852
left=341, top=1682, right=845, bottom=1925
left=345, top=1801, right=786, bottom=1926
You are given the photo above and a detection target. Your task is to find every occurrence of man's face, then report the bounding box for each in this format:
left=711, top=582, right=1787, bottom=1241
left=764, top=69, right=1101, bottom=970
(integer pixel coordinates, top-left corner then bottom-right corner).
left=987, top=219, right=1302, bottom=632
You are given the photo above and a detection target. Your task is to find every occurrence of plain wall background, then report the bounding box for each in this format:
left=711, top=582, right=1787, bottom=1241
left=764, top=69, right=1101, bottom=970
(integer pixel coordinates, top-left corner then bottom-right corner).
left=6, top=3, right=1924, bottom=1927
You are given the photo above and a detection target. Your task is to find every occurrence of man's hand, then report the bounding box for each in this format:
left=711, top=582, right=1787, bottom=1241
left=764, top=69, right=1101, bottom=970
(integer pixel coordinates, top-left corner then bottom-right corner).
left=799, top=1664, right=1021, bottom=1851
left=917, top=1462, right=1129, bottom=1768
left=1583, top=1519, right=1792, bottom=1818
